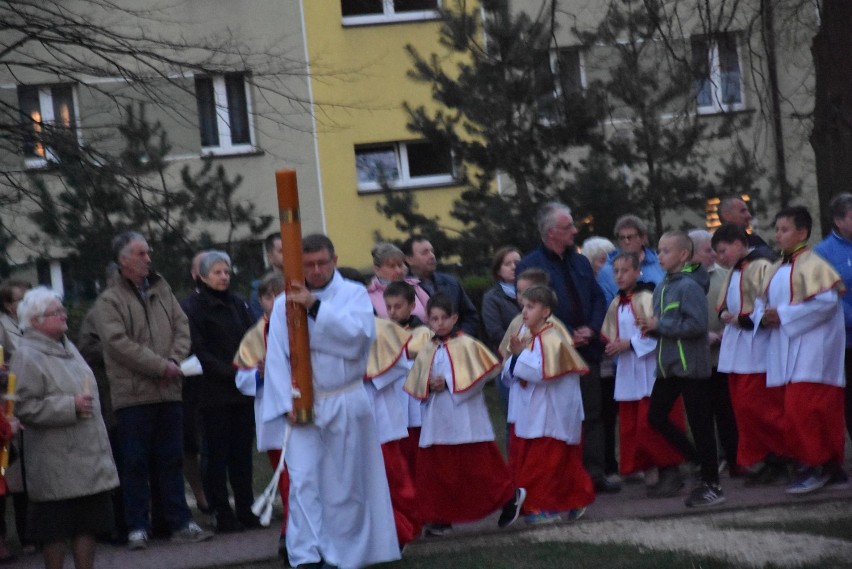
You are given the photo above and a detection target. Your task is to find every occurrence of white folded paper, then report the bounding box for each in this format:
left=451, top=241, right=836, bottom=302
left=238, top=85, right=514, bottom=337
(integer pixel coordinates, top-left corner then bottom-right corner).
left=180, top=355, right=203, bottom=376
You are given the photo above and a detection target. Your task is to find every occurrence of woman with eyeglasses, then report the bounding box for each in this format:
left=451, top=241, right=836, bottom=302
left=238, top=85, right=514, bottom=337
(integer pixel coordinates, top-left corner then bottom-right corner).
left=11, top=287, right=119, bottom=569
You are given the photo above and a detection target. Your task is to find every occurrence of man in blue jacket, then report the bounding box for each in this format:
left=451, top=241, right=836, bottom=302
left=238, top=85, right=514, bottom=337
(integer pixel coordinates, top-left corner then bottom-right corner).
left=402, top=235, right=481, bottom=336
left=814, top=193, right=852, bottom=442
left=515, top=202, right=618, bottom=493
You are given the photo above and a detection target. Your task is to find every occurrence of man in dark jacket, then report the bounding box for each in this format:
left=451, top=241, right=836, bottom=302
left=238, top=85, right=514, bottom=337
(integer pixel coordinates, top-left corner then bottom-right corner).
left=402, top=235, right=481, bottom=336
left=719, top=197, right=774, bottom=259
left=515, top=202, right=618, bottom=493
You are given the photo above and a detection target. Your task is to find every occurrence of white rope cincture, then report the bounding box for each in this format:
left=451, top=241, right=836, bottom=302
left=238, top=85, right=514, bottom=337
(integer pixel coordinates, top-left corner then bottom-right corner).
left=251, top=422, right=292, bottom=527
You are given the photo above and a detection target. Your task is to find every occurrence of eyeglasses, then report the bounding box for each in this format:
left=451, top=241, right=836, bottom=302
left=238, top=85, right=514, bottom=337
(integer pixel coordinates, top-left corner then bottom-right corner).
left=617, top=233, right=641, bottom=242
left=42, top=308, right=67, bottom=319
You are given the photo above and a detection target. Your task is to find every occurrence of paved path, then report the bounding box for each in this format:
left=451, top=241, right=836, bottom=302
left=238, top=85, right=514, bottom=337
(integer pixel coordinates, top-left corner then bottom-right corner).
left=9, top=469, right=850, bottom=568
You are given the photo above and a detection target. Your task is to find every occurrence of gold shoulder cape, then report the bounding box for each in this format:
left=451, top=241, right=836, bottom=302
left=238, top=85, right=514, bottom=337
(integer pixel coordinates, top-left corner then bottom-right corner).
left=534, top=323, right=589, bottom=379
left=234, top=317, right=268, bottom=369
left=765, top=247, right=845, bottom=304
left=601, top=290, right=653, bottom=343
left=404, top=334, right=500, bottom=400
left=365, top=318, right=411, bottom=379
left=716, top=258, right=772, bottom=315
left=499, top=314, right=572, bottom=358
left=405, top=326, right=432, bottom=360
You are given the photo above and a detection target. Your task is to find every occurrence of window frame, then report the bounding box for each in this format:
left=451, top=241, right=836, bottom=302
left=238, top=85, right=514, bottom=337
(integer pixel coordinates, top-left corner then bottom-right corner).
left=692, top=34, right=745, bottom=115
left=535, top=46, right=587, bottom=125
left=355, top=140, right=455, bottom=193
left=18, top=83, right=82, bottom=169
left=195, top=72, right=256, bottom=156
left=341, top=0, right=441, bottom=27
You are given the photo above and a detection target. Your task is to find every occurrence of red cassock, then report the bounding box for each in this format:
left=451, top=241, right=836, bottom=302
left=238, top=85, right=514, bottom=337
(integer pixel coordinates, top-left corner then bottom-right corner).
left=416, top=442, right=513, bottom=524
left=728, top=372, right=787, bottom=466
left=508, top=426, right=593, bottom=514
left=618, top=396, right=685, bottom=475
left=784, top=382, right=846, bottom=467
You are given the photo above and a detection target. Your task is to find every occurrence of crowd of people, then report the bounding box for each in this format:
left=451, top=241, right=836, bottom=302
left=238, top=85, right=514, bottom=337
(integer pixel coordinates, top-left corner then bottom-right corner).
left=0, top=193, right=850, bottom=568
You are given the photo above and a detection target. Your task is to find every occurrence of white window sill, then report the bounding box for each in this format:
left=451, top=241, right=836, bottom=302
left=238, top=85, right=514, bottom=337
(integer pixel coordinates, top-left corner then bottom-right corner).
left=696, top=103, right=746, bottom=115
left=200, top=144, right=260, bottom=157
left=342, top=10, right=440, bottom=27
left=358, top=175, right=455, bottom=193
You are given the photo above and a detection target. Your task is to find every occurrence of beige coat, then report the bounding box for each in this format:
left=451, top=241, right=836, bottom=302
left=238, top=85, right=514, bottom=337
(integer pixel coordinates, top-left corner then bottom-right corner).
left=11, top=330, right=119, bottom=502
left=94, top=274, right=190, bottom=411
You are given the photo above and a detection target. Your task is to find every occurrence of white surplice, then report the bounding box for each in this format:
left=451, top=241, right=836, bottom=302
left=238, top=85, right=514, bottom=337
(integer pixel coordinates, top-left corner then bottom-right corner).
left=612, top=305, right=658, bottom=402
left=262, top=271, right=399, bottom=569
left=416, top=344, right=496, bottom=447
left=365, top=357, right=410, bottom=444
left=764, top=265, right=845, bottom=388
left=501, top=325, right=584, bottom=444
left=718, top=270, right=768, bottom=374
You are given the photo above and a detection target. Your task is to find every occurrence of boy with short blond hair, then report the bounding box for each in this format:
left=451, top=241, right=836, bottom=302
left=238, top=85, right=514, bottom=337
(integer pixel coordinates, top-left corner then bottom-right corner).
left=638, top=231, right=723, bottom=507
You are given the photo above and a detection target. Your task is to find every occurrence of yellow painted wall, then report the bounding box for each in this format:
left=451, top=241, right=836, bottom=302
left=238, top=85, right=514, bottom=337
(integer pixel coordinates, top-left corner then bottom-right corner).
left=302, top=2, right=476, bottom=269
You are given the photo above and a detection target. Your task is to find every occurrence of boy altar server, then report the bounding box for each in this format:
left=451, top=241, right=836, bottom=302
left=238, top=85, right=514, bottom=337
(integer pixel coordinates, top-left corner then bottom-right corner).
left=760, top=207, right=847, bottom=494
left=711, top=224, right=787, bottom=484
left=404, top=293, right=525, bottom=535
left=502, top=285, right=594, bottom=524
left=364, top=317, right=420, bottom=546
left=601, top=253, right=685, bottom=490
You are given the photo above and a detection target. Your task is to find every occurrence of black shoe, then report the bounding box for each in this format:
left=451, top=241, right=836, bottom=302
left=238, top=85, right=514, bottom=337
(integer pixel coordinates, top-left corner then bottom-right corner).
left=497, top=488, right=527, bottom=528
left=744, top=461, right=784, bottom=486
left=215, top=516, right=245, bottom=533
left=646, top=467, right=684, bottom=498
left=684, top=482, right=726, bottom=507
left=594, top=476, right=622, bottom=494
left=238, top=513, right=263, bottom=529
left=278, top=535, right=288, bottom=560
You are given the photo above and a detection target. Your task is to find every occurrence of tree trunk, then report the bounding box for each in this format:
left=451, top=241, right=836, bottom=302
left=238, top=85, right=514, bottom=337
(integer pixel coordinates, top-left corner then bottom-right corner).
left=811, top=0, right=852, bottom=234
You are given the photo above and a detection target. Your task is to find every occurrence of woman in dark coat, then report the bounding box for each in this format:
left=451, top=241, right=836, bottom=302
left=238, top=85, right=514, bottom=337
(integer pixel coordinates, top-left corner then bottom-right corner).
left=481, top=246, right=522, bottom=354
left=183, top=250, right=257, bottom=533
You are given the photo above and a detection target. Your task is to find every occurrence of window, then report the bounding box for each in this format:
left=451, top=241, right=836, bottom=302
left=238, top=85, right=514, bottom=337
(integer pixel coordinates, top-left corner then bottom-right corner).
left=355, top=141, right=454, bottom=192
left=194, top=73, right=253, bottom=154
left=341, top=0, right=439, bottom=26
left=536, top=47, right=586, bottom=123
left=17, top=84, right=79, bottom=166
left=692, top=34, right=744, bottom=114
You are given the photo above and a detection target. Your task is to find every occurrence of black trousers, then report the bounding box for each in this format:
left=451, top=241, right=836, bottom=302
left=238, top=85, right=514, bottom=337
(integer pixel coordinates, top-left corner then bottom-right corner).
left=648, top=376, right=719, bottom=485
left=599, top=373, right=619, bottom=475
left=709, top=368, right=739, bottom=466
left=580, top=363, right=606, bottom=481
left=200, top=403, right=256, bottom=523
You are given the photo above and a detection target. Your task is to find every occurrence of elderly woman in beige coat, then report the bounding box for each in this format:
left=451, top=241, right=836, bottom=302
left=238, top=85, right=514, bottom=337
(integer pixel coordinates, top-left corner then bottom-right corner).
left=10, top=287, right=119, bottom=569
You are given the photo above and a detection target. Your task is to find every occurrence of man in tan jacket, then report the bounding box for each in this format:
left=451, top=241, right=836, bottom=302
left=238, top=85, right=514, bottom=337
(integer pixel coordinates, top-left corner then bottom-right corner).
left=95, top=231, right=212, bottom=550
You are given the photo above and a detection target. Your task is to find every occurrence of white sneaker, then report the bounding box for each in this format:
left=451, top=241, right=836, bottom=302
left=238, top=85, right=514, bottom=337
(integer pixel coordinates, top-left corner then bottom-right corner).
left=170, top=521, right=213, bottom=544
left=127, top=529, right=148, bottom=550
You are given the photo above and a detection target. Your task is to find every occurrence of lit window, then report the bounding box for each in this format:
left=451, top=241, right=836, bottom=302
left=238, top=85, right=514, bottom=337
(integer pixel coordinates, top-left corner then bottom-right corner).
left=692, top=34, right=744, bottom=114
left=194, top=73, right=253, bottom=154
left=355, top=141, right=454, bottom=192
left=341, top=0, right=440, bottom=25
left=17, top=84, right=79, bottom=166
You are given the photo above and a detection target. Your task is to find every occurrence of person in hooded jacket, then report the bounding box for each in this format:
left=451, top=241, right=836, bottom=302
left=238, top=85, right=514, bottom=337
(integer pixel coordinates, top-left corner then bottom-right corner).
left=637, top=231, right=725, bottom=509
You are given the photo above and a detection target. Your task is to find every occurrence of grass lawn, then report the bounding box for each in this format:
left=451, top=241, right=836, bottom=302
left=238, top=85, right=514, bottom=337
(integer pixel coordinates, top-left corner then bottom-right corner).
left=716, top=517, right=852, bottom=542
left=222, top=539, right=852, bottom=569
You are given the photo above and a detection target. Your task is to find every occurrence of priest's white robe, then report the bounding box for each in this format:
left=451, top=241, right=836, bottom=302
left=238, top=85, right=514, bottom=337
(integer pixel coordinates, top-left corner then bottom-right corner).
left=262, top=271, right=399, bottom=569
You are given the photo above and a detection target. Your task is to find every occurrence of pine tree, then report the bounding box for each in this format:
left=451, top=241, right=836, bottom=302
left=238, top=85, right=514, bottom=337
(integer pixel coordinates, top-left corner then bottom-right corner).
left=25, top=103, right=271, bottom=298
